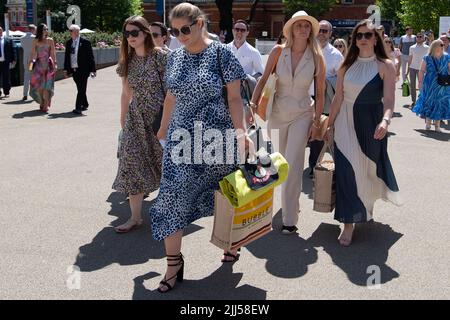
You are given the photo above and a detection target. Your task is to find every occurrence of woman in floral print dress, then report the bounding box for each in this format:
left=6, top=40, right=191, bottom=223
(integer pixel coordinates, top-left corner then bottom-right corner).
left=112, top=16, right=167, bottom=233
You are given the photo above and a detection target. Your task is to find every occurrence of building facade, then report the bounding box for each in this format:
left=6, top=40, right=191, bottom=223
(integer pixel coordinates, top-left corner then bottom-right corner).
left=5, top=0, right=29, bottom=30
left=142, top=0, right=285, bottom=41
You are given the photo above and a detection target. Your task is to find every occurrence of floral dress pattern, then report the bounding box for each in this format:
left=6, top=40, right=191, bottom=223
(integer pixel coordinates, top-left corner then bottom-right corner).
left=149, top=42, right=245, bottom=241
left=112, top=49, right=167, bottom=195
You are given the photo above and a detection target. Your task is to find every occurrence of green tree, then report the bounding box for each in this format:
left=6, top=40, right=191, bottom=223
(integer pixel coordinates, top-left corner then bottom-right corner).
left=398, top=0, right=450, bottom=34
left=283, top=0, right=336, bottom=20
left=376, top=0, right=402, bottom=26
left=37, top=0, right=142, bottom=32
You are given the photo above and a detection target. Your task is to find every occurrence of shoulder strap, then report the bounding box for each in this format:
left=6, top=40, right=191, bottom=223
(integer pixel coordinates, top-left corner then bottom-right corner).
left=271, top=46, right=283, bottom=74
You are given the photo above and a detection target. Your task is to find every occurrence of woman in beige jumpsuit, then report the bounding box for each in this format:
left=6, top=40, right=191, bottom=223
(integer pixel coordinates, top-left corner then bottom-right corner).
left=251, top=11, right=326, bottom=234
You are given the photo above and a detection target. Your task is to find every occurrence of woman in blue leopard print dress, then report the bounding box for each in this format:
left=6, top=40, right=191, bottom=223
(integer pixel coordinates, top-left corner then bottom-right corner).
left=150, top=3, right=251, bottom=293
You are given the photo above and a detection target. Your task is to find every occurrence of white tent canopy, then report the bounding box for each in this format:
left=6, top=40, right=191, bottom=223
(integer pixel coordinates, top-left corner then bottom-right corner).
left=80, top=28, right=95, bottom=34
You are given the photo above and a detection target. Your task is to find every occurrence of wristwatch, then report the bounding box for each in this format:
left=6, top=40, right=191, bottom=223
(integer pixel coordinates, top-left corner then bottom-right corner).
left=383, top=117, right=391, bottom=125
left=249, top=101, right=258, bottom=109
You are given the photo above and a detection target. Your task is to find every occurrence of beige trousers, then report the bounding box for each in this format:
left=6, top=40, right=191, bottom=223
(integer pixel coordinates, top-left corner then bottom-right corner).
left=268, top=107, right=313, bottom=227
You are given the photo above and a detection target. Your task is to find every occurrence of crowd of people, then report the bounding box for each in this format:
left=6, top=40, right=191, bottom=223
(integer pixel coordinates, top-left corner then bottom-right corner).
left=107, top=1, right=449, bottom=294
left=1, top=1, right=447, bottom=294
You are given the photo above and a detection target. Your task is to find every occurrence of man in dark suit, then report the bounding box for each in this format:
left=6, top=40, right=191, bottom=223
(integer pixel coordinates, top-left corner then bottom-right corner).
left=63, top=25, right=96, bottom=114
left=0, top=27, right=16, bottom=98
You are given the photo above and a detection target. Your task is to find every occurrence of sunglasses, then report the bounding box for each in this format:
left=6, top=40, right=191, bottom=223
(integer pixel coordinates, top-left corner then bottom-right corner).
left=170, top=20, right=197, bottom=37
left=356, top=32, right=374, bottom=40
left=416, top=35, right=423, bottom=38
left=334, top=44, right=343, bottom=48
left=319, top=29, right=329, bottom=34
left=384, top=41, right=392, bottom=44
left=123, top=29, right=141, bottom=38
left=152, top=32, right=161, bottom=38
left=439, top=44, right=444, bottom=47
left=233, top=27, right=247, bottom=33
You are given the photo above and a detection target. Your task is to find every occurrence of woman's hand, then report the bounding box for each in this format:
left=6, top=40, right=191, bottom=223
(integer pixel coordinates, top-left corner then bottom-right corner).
left=374, top=120, right=388, bottom=140
left=323, top=126, right=334, bottom=144
left=309, top=123, right=322, bottom=141
left=157, top=127, right=167, bottom=141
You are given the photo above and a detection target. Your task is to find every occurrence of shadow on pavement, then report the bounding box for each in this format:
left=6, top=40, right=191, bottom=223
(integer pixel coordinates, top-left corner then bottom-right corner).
left=244, top=210, right=318, bottom=279
left=3, top=99, right=34, bottom=105
left=47, top=111, right=84, bottom=119
left=414, top=129, right=450, bottom=142
left=132, top=264, right=267, bottom=300
left=12, top=110, right=46, bottom=118
left=302, top=168, right=314, bottom=200
left=308, top=222, right=403, bottom=286
left=73, top=192, right=203, bottom=272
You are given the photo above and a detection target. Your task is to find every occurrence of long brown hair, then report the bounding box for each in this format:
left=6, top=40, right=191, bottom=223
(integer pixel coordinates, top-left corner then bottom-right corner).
left=119, top=16, right=155, bottom=76
left=340, top=19, right=388, bottom=72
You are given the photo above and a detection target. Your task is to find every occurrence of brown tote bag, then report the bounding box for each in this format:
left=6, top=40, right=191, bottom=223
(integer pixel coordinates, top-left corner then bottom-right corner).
left=313, top=144, right=336, bottom=213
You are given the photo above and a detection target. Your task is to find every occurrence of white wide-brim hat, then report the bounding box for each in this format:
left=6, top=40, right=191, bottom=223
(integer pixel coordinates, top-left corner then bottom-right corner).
left=283, top=10, right=320, bottom=38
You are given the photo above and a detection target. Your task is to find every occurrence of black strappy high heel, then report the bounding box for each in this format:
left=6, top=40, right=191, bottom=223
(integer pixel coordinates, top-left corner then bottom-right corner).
left=221, top=248, right=241, bottom=263
left=158, top=253, right=184, bottom=293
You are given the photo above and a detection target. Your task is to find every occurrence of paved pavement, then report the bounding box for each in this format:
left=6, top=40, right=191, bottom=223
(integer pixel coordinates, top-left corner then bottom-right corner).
left=0, top=65, right=449, bottom=300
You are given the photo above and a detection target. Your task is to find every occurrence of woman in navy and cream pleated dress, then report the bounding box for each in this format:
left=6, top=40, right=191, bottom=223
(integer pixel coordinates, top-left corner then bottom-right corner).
left=326, top=20, right=401, bottom=246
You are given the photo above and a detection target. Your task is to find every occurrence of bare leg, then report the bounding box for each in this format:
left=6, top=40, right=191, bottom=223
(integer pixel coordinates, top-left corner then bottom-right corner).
left=114, top=193, right=144, bottom=233
left=38, top=89, right=45, bottom=110
left=425, top=118, right=432, bottom=130
left=338, top=223, right=354, bottom=246
left=158, top=230, right=183, bottom=292
left=42, top=90, right=50, bottom=111
left=435, top=120, right=441, bottom=132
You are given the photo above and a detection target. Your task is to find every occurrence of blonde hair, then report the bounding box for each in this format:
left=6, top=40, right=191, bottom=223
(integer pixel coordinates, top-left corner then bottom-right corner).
left=333, top=38, right=348, bottom=57
left=284, top=20, right=324, bottom=76
left=429, top=39, right=444, bottom=56
left=169, top=2, right=206, bottom=25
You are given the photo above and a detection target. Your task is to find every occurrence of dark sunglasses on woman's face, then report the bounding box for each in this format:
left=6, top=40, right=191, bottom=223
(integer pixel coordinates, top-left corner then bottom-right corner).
left=334, top=44, right=343, bottom=48
left=439, top=44, right=444, bottom=47
left=170, top=20, right=197, bottom=37
left=356, top=32, right=374, bottom=40
left=123, top=29, right=141, bottom=38
left=384, top=41, right=392, bottom=44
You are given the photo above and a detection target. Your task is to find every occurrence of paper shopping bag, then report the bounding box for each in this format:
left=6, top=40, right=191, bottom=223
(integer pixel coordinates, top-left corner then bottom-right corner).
left=211, top=189, right=273, bottom=251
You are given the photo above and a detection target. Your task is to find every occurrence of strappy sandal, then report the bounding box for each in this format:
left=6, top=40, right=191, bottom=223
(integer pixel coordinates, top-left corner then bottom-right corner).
left=221, top=248, right=241, bottom=263
left=158, top=253, right=184, bottom=293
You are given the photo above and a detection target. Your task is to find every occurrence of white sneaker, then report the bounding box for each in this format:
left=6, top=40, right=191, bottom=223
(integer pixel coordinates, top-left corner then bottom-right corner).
left=435, top=127, right=442, bottom=133
left=425, top=123, right=431, bottom=130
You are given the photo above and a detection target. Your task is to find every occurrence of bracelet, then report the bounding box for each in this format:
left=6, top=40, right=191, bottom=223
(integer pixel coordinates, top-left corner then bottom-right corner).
left=312, top=123, right=320, bottom=129
left=249, top=101, right=258, bottom=109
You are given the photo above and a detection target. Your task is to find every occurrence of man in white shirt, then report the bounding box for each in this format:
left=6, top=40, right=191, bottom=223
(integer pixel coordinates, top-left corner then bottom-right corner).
left=308, top=20, right=344, bottom=176
left=227, top=19, right=264, bottom=100
left=399, top=26, right=416, bottom=82
left=20, top=24, right=36, bottom=101
left=227, top=20, right=264, bottom=78
left=406, top=32, right=429, bottom=107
